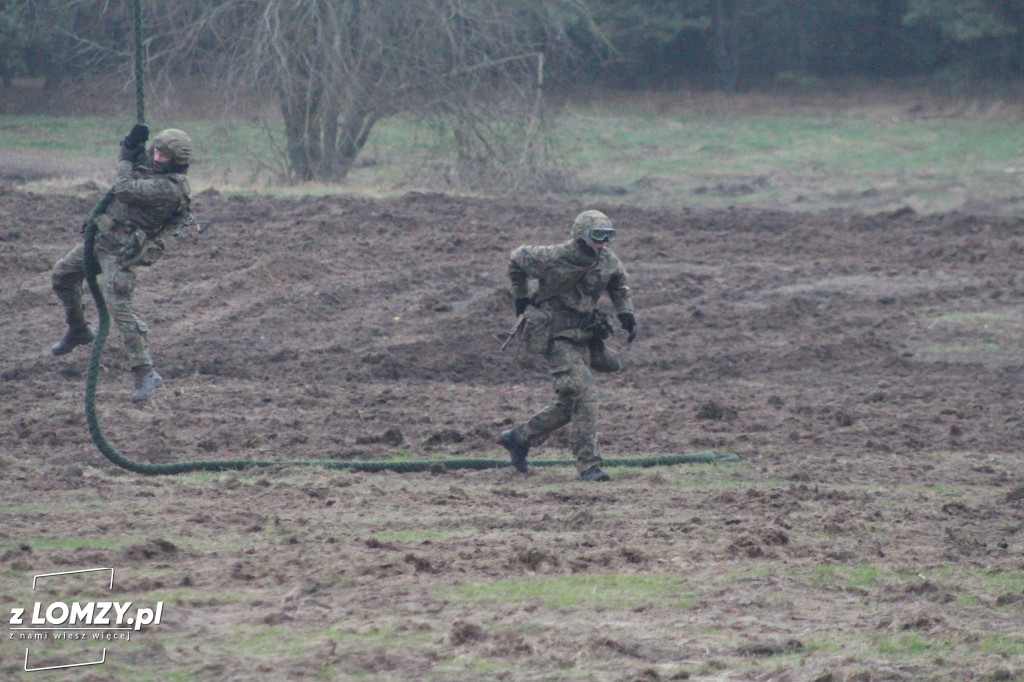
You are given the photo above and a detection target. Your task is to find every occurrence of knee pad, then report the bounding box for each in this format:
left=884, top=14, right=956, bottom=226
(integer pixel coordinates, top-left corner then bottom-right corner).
left=552, top=372, right=579, bottom=397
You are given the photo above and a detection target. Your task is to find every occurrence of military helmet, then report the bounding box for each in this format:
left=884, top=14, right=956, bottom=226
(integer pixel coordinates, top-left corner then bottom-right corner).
left=151, top=128, right=193, bottom=166
left=571, top=210, right=616, bottom=243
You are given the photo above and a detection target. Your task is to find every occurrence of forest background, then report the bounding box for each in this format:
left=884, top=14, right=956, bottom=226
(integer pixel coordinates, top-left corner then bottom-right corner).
left=2, top=0, right=1024, bottom=199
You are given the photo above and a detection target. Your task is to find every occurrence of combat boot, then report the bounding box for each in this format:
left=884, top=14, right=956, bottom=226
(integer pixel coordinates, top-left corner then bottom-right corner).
left=580, top=465, right=610, bottom=482
left=51, top=325, right=95, bottom=356
left=130, top=365, right=164, bottom=403
left=52, top=304, right=94, bottom=356
left=499, top=429, right=530, bottom=473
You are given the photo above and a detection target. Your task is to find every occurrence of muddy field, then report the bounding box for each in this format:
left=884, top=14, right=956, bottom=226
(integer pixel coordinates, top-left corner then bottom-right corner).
left=1, top=177, right=1024, bottom=680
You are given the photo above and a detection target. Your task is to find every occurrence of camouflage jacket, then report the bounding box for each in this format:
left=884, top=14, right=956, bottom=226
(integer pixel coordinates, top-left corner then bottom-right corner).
left=95, top=159, right=191, bottom=254
left=509, top=240, right=633, bottom=319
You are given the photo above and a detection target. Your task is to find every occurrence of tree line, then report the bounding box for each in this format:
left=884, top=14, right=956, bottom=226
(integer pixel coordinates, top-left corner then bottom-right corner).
left=1, top=0, right=1021, bottom=183
left=591, top=0, right=1024, bottom=90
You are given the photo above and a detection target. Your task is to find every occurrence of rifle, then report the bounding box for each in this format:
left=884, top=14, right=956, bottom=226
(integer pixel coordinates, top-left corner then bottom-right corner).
left=175, top=213, right=211, bottom=237
left=499, top=316, right=526, bottom=353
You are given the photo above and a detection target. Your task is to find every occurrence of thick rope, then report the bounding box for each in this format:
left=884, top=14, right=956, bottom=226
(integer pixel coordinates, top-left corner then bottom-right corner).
left=132, top=0, right=145, bottom=124
left=80, top=0, right=740, bottom=476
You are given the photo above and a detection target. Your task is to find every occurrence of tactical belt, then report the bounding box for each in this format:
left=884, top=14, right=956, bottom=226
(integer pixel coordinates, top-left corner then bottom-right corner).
left=549, top=311, right=590, bottom=334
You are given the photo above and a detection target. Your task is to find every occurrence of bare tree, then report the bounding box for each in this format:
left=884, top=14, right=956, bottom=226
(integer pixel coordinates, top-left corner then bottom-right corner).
left=152, top=0, right=599, bottom=185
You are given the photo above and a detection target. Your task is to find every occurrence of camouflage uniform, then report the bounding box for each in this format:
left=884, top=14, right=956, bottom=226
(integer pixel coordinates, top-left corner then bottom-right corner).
left=502, top=210, right=635, bottom=477
left=51, top=128, right=191, bottom=396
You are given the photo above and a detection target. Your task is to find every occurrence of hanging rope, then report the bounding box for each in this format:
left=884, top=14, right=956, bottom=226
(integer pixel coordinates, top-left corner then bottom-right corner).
left=80, top=0, right=141, bottom=470
left=78, top=1, right=740, bottom=476
left=132, top=0, right=145, bottom=124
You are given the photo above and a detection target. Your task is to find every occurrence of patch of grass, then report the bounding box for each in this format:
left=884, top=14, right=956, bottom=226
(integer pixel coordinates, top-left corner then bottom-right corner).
left=5, top=104, right=1024, bottom=214
left=99, top=663, right=195, bottom=682
left=0, top=536, right=122, bottom=552
left=431, top=655, right=496, bottom=674
left=977, top=633, right=1024, bottom=656
left=143, top=586, right=249, bottom=607
left=923, top=565, right=1024, bottom=605
left=803, top=564, right=886, bottom=590
left=0, top=496, right=111, bottom=516
left=555, top=104, right=1024, bottom=211
left=923, top=310, right=1019, bottom=326
left=660, top=463, right=752, bottom=488
left=0, top=116, right=119, bottom=158
left=371, top=528, right=463, bottom=543
left=443, top=573, right=694, bottom=610
left=225, top=624, right=308, bottom=651
left=874, top=632, right=948, bottom=657
left=197, top=620, right=442, bottom=679
left=922, top=342, right=1002, bottom=354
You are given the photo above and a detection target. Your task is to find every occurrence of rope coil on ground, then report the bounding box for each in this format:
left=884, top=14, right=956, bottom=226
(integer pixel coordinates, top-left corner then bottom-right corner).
left=82, top=261, right=739, bottom=475
left=81, top=242, right=739, bottom=474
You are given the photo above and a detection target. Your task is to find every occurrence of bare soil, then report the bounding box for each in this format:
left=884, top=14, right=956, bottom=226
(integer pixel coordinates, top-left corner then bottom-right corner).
left=1, top=167, right=1023, bottom=680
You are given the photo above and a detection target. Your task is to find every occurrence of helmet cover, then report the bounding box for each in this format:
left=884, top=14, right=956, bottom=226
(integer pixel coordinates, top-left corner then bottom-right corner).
left=571, top=210, right=615, bottom=242
left=151, top=128, right=193, bottom=165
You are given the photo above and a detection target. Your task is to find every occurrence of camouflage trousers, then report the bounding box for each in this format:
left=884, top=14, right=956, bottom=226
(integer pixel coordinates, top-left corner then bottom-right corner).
left=51, top=242, right=152, bottom=368
left=511, top=337, right=601, bottom=473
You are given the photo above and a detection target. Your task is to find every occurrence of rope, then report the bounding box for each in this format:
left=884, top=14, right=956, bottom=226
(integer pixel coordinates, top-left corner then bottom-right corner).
left=82, top=216, right=740, bottom=475
left=132, top=0, right=145, bottom=124
left=79, top=0, right=741, bottom=476
left=83, top=252, right=739, bottom=475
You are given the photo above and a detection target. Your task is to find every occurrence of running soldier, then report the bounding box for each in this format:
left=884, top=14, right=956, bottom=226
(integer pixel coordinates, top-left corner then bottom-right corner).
left=499, top=210, right=638, bottom=481
left=50, top=124, right=193, bottom=403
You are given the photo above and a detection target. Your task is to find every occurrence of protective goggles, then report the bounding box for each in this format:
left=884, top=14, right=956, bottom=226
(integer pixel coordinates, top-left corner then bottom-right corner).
left=585, top=226, right=616, bottom=243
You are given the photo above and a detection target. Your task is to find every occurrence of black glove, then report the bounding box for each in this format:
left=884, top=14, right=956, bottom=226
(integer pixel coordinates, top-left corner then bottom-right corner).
left=618, top=312, right=637, bottom=343
left=122, top=123, right=150, bottom=150
left=119, top=142, right=144, bottom=163
left=119, top=123, right=150, bottom=163
left=514, top=296, right=531, bottom=317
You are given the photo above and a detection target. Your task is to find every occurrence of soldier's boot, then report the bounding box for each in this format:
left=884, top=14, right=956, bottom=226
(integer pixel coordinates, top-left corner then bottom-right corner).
left=499, top=429, right=530, bottom=473
left=51, top=308, right=95, bottom=356
left=580, top=465, right=611, bottom=482
left=130, top=365, right=164, bottom=403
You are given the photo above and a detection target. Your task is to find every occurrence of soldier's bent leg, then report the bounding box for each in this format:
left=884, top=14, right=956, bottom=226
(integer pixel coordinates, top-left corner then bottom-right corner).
left=513, top=339, right=583, bottom=446
left=516, top=389, right=573, bottom=446
left=50, top=244, right=94, bottom=355
left=503, top=388, right=571, bottom=474
left=52, top=243, right=86, bottom=312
